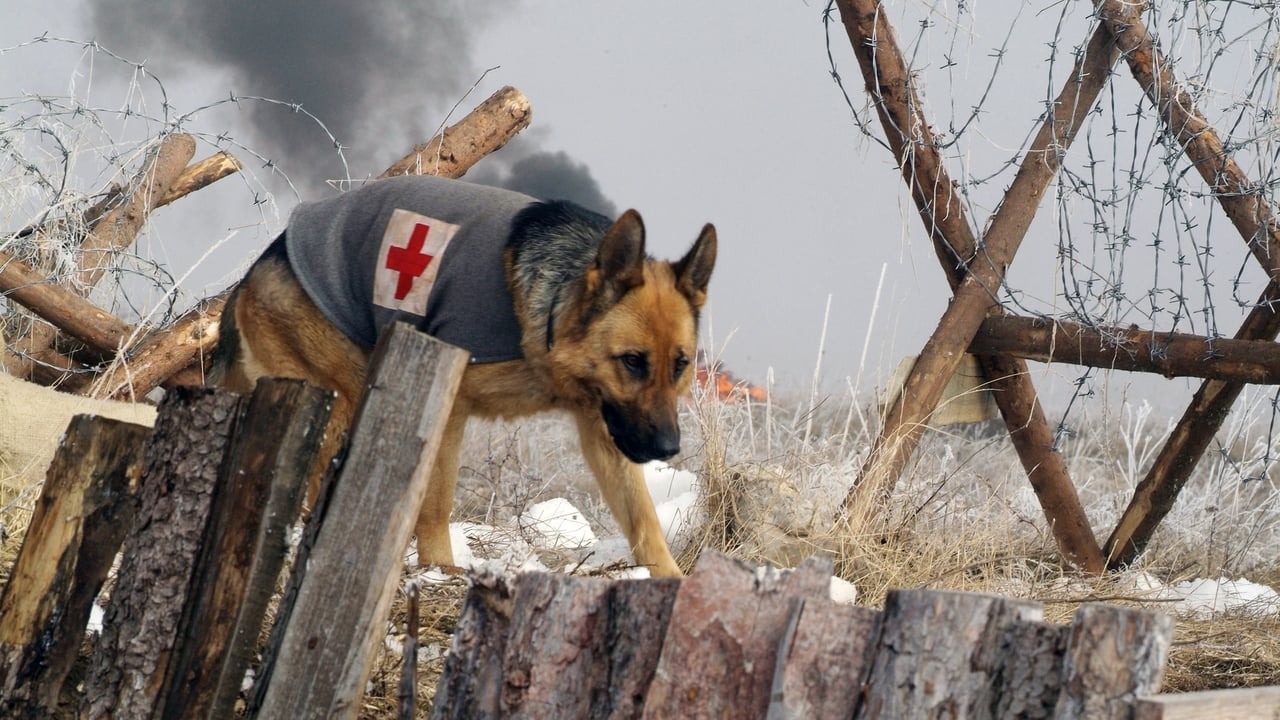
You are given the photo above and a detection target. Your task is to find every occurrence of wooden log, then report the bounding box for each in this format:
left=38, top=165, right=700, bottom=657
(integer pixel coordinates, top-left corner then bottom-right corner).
left=158, top=152, right=242, bottom=207
left=81, top=386, right=244, bottom=720
left=1053, top=603, right=1173, bottom=720
left=380, top=86, right=531, bottom=179
left=641, top=552, right=833, bottom=719
left=428, top=569, right=517, bottom=720
left=994, top=620, right=1069, bottom=719
left=854, top=589, right=1042, bottom=719
left=0, top=249, right=136, bottom=357
left=594, top=579, right=679, bottom=720
left=972, top=314, right=1280, bottom=384
left=156, top=378, right=332, bottom=720
left=76, top=133, right=196, bottom=291
left=500, top=573, right=614, bottom=718
left=1106, top=323, right=1277, bottom=568
left=83, top=290, right=228, bottom=400
left=1133, top=686, right=1280, bottom=720
left=251, top=323, right=468, bottom=720
left=766, top=598, right=879, bottom=720
left=834, top=0, right=1114, bottom=573
left=492, top=574, right=680, bottom=720
left=70, top=152, right=242, bottom=236
left=0, top=416, right=149, bottom=717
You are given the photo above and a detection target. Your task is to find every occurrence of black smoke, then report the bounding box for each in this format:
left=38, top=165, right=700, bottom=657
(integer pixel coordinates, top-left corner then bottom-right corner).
left=468, top=139, right=618, bottom=218
left=87, top=0, right=616, bottom=211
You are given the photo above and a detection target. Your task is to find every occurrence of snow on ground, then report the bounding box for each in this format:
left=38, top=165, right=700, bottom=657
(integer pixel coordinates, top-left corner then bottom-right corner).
left=1129, top=573, right=1280, bottom=620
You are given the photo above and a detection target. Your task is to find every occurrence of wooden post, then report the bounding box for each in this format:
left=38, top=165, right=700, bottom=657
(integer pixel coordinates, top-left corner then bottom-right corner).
left=380, top=86, right=531, bottom=179
left=854, top=589, right=1042, bottom=719
left=641, top=553, right=833, bottom=718
left=1054, top=603, right=1173, bottom=720
left=250, top=323, right=467, bottom=720
left=81, top=386, right=244, bottom=720
left=834, top=0, right=1114, bottom=572
left=398, top=583, right=421, bottom=720
left=157, top=378, right=333, bottom=720
left=428, top=569, right=517, bottom=720
left=0, top=416, right=149, bottom=717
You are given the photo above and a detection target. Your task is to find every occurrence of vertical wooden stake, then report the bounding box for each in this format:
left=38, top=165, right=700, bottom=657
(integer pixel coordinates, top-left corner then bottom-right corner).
left=251, top=323, right=467, bottom=719
left=0, top=416, right=149, bottom=716
left=81, top=386, right=244, bottom=720
left=159, top=378, right=333, bottom=720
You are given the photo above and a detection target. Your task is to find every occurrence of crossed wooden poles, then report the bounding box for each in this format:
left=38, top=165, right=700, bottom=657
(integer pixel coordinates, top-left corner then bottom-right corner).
left=835, top=0, right=1280, bottom=573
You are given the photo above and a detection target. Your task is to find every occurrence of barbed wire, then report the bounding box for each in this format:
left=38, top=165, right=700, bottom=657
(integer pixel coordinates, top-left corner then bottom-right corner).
left=825, top=1, right=1280, bottom=484
left=0, top=36, right=357, bottom=377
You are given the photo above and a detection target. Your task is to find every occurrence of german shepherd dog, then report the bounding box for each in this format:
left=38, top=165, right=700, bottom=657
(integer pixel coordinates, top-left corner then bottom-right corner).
left=209, top=175, right=716, bottom=578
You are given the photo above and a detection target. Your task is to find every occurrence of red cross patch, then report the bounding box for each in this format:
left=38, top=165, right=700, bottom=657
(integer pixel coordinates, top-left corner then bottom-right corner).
left=373, top=209, right=458, bottom=316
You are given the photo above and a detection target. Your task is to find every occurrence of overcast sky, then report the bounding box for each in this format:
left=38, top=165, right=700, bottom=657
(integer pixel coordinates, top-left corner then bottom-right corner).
left=4, top=2, right=1277, bottom=414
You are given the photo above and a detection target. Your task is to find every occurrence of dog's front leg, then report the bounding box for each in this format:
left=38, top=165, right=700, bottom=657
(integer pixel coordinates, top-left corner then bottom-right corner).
left=574, top=414, right=683, bottom=578
left=414, top=405, right=467, bottom=569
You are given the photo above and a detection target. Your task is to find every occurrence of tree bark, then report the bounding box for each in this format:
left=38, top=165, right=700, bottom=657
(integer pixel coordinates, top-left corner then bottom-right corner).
left=81, top=386, right=244, bottom=720
left=157, top=379, right=332, bottom=720
left=1054, top=603, right=1173, bottom=720
left=428, top=569, right=516, bottom=720
left=854, top=589, right=1042, bottom=719
left=766, top=598, right=878, bottom=720
left=641, top=553, right=833, bottom=719
left=0, top=416, right=149, bottom=718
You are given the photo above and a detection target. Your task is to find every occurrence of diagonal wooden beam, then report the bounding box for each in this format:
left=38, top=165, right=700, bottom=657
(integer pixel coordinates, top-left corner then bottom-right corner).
left=834, top=0, right=1119, bottom=571
left=1090, top=0, right=1280, bottom=567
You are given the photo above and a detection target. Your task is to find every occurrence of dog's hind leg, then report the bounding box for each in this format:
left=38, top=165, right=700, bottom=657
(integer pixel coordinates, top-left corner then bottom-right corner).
left=574, top=413, right=683, bottom=578
left=414, top=404, right=468, bottom=569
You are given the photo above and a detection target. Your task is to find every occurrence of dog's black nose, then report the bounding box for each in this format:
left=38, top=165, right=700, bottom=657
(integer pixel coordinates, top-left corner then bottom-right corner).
left=651, top=430, right=680, bottom=461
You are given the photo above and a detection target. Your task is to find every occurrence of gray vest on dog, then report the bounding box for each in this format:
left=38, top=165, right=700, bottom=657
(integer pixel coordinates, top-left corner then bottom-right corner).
left=285, top=175, right=535, bottom=363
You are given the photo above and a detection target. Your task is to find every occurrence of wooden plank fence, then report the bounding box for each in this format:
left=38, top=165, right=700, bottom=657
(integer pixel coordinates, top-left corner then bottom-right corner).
left=0, top=323, right=468, bottom=719
left=430, top=550, right=1280, bottom=720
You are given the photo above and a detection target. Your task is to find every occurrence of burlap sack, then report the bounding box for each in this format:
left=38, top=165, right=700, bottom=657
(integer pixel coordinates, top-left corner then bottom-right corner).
left=0, top=372, right=157, bottom=493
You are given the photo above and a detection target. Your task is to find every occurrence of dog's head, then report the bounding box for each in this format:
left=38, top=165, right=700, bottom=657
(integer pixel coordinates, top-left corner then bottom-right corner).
left=555, top=210, right=717, bottom=463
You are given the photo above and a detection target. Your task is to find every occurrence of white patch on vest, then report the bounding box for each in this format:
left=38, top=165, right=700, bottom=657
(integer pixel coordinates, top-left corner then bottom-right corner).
left=373, top=208, right=459, bottom=316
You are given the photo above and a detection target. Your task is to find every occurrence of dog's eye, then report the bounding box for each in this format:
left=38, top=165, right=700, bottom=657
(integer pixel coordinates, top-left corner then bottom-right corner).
left=619, top=352, right=648, bottom=378
left=673, top=356, right=689, bottom=379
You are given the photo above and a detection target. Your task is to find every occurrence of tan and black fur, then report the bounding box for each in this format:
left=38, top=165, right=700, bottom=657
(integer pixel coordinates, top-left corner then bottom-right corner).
left=210, top=196, right=716, bottom=578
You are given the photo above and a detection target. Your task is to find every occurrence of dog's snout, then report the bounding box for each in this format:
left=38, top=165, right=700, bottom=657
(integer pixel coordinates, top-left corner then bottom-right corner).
left=652, top=429, right=680, bottom=460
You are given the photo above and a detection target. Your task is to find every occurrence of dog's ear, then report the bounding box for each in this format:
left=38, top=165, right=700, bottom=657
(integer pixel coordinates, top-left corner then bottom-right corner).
left=673, top=223, right=717, bottom=309
left=586, top=209, right=647, bottom=301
